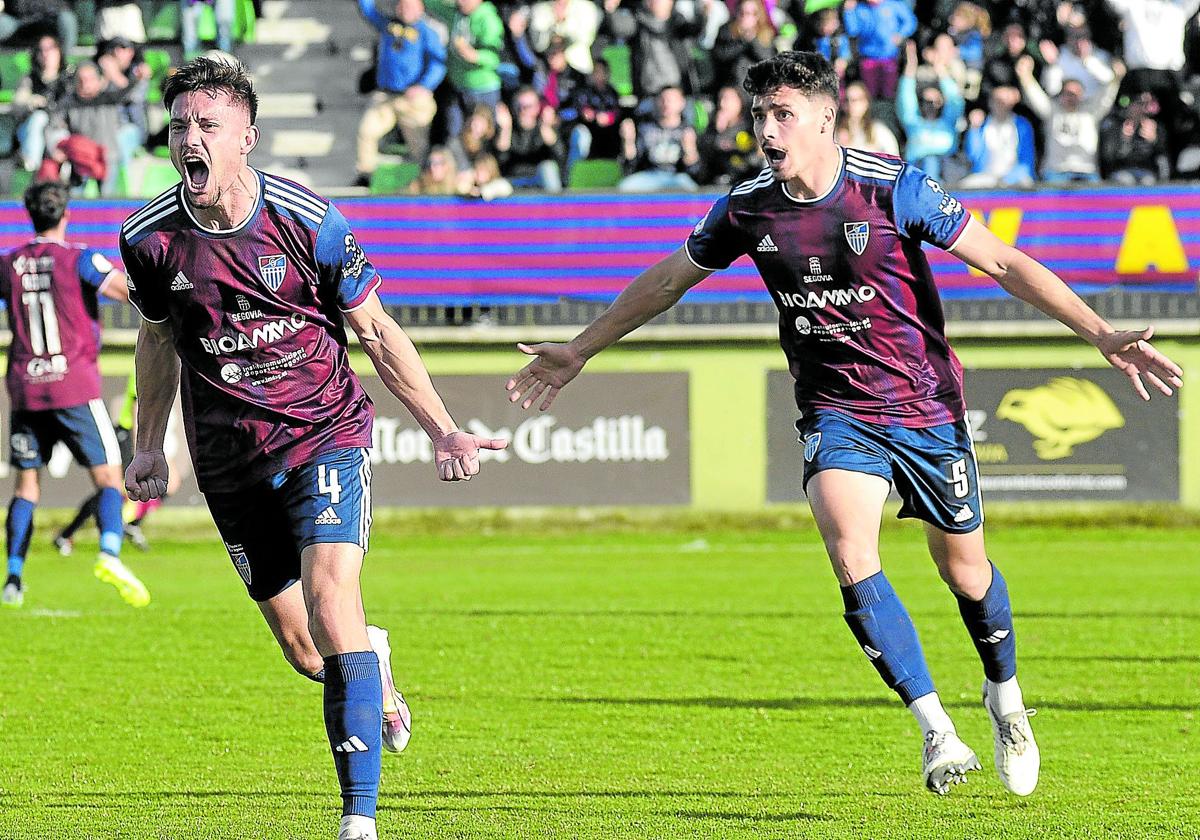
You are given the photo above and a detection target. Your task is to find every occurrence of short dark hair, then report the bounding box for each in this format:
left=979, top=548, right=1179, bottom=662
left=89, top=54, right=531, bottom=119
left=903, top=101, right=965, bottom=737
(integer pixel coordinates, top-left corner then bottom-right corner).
left=162, top=56, right=258, bottom=123
left=24, top=181, right=69, bottom=232
left=743, top=51, right=839, bottom=102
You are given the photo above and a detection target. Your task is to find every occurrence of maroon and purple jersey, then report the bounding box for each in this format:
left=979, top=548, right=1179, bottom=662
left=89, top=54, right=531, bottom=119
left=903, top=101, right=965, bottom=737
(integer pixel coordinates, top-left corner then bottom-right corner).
left=0, top=237, right=117, bottom=411
left=686, top=147, right=971, bottom=427
left=119, top=171, right=381, bottom=493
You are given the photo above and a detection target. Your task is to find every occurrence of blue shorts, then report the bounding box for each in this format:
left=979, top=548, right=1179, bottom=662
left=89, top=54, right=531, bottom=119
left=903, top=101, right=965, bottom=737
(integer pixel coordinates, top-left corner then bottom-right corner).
left=9, top=400, right=122, bottom=471
left=797, top=409, right=984, bottom=534
left=206, top=447, right=373, bottom=602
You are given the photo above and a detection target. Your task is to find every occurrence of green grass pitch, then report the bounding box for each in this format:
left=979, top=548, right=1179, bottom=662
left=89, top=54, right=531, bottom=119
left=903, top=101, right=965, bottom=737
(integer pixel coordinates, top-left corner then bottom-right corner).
left=1, top=519, right=1198, bottom=839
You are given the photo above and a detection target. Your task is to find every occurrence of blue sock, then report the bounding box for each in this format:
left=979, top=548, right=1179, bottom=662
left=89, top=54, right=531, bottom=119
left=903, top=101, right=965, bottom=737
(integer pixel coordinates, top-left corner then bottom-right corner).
left=842, top=571, right=936, bottom=705
left=95, top=488, right=124, bottom=557
left=955, top=562, right=1017, bottom=682
left=323, top=651, right=382, bottom=818
left=6, top=497, right=36, bottom=579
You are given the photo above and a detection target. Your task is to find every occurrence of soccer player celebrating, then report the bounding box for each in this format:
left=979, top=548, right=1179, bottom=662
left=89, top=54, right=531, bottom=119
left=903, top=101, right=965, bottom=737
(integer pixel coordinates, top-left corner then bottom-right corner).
left=1, top=182, right=149, bottom=610
left=507, top=52, right=1183, bottom=797
left=121, top=58, right=506, bottom=840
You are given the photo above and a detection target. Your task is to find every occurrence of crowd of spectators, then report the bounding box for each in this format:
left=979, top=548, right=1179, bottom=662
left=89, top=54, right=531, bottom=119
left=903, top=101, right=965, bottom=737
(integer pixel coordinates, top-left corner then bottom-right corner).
left=356, top=0, right=1200, bottom=195
left=2, top=1, right=250, bottom=196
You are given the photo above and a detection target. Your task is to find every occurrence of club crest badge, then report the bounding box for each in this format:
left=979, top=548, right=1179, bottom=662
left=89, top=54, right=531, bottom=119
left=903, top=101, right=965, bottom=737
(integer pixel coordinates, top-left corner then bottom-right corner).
left=844, top=222, right=870, bottom=256
left=258, top=254, right=287, bottom=291
left=803, top=432, right=822, bottom=463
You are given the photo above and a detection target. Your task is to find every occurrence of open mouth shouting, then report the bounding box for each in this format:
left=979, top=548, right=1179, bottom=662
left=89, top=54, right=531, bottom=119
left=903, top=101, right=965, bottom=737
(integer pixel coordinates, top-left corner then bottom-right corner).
left=182, top=155, right=211, bottom=195
left=763, top=145, right=787, bottom=171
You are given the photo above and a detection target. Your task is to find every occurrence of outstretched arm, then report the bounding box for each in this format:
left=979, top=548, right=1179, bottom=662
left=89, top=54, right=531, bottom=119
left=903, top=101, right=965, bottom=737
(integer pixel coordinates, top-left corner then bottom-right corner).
left=950, top=218, right=1184, bottom=400
left=506, top=247, right=711, bottom=410
left=126, top=320, right=179, bottom=501
left=345, top=292, right=506, bottom=480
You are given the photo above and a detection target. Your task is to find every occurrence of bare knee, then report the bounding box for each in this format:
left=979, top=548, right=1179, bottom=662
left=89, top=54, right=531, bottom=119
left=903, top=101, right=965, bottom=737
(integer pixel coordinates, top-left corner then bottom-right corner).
left=828, top=540, right=883, bottom=587
left=278, top=631, right=323, bottom=678
left=936, top=553, right=992, bottom=599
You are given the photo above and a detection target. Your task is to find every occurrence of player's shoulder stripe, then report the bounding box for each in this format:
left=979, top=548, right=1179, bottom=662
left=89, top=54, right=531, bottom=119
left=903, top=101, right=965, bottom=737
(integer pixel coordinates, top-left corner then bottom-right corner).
left=845, top=148, right=903, bottom=172
left=730, top=167, right=774, bottom=197
left=263, top=174, right=329, bottom=214
left=263, top=189, right=326, bottom=226
left=122, top=187, right=179, bottom=233
left=844, top=150, right=902, bottom=181
left=121, top=187, right=182, bottom=241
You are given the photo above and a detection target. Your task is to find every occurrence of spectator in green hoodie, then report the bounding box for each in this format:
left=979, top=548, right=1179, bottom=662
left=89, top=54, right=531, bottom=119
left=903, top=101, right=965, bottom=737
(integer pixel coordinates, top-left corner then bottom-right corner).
left=445, top=0, right=505, bottom=140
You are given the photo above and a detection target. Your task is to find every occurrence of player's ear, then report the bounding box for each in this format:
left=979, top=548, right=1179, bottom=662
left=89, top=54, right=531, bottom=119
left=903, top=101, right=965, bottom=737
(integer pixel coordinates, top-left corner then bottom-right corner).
left=821, top=101, right=837, bottom=134
left=242, top=124, right=260, bottom=156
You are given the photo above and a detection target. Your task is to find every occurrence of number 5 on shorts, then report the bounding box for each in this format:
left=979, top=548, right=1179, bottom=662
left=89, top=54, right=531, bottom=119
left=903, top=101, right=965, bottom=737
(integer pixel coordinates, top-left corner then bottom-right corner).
left=949, top=458, right=969, bottom=499
left=318, top=464, right=342, bottom=504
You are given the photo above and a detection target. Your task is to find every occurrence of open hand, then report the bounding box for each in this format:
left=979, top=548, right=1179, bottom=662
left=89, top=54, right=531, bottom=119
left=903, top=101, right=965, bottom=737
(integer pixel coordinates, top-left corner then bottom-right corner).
left=1097, top=326, right=1184, bottom=400
left=506, top=342, right=585, bottom=411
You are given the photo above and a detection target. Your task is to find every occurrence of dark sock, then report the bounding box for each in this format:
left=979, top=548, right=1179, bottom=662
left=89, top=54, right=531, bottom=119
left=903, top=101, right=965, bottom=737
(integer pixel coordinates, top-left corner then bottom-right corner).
left=323, top=651, right=382, bottom=818
left=841, top=571, right=936, bottom=704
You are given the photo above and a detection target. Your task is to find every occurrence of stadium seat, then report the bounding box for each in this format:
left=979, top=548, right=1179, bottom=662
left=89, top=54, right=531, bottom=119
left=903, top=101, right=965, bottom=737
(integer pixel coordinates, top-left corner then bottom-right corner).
left=136, top=158, right=181, bottom=196
left=143, top=49, right=173, bottom=105
left=147, top=2, right=180, bottom=42
left=10, top=166, right=32, bottom=198
left=568, top=158, right=623, bottom=189
left=369, top=162, right=420, bottom=194
left=0, top=51, right=32, bottom=105
left=602, top=45, right=633, bottom=100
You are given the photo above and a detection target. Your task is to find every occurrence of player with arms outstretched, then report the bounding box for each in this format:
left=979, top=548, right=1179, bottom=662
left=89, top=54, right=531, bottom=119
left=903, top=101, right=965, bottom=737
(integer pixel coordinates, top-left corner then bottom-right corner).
left=121, top=58, right=506, bottom=840
left=1, top=182, right=149, bottom=609
left=507, top=52, right=1183, bottom=796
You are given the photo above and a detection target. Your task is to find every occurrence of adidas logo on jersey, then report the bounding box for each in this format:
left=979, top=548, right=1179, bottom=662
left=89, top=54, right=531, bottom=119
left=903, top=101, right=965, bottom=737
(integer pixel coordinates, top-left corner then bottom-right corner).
left=757, top=235, right=779, bottom=252
left=170, top=271, right=193, bottom=291
left=334, top=736, right=370, bottom=753
left=315, top=507, right=342, bottom=525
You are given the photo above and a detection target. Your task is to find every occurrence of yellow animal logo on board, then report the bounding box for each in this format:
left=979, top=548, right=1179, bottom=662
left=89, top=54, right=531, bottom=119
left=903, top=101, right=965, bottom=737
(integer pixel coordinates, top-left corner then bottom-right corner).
left=996, top=377, right=1125, bottom=460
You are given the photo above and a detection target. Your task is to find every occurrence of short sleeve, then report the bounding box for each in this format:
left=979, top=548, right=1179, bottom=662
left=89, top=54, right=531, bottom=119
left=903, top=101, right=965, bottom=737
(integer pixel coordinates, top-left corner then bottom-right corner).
left=77, top=247, right=116, bottom=289
left=119, top=235, right=168, bottom=323
left=314, top=202, right=380, bottom=312
left=892, top=164, right=970, bottom=250
left=684, top=194, right=745, bottom=271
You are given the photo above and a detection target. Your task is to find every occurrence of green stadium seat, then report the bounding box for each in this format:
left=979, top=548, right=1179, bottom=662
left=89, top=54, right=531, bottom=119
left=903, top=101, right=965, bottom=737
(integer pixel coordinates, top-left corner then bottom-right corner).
left=236, top=0, right=256, bottom=44
left=10, top=166, right=33, bottom=199
left=602, top=45, right=632, bottom=100
left=568, top=158, right=623, bottom=189
left=147, top=2, right=180, bottom=42
left=143, top=49, right=173, bottom=105
left=370, top=162, right=420, bottom=195
left=137, top=158, right=181, bottom=197
left=0, top=51, right=32, bottom=105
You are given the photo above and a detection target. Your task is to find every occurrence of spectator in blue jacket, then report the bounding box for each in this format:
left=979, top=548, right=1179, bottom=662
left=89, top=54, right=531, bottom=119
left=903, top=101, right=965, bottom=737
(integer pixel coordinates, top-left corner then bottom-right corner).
left=961, top=85, right=1036, bottom=187
left=896, top=40, right=963, bottom=181
left=355, top=0, right=447, bottom=185
left=842, top=0, right=917, bottom=98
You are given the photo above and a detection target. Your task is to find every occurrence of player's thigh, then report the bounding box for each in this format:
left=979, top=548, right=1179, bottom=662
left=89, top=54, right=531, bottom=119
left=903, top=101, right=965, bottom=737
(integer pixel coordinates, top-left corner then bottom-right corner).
left=8, top=410, right=56, bottom=472
left=923, top=522, right=991, bottom=598
left=887, top=418, right=984, bottom=535
left=798, top=410, right=893, bottom=584
left=206, top=485, right=302, bottom=602
left=53, top=400, right=122, bottom=472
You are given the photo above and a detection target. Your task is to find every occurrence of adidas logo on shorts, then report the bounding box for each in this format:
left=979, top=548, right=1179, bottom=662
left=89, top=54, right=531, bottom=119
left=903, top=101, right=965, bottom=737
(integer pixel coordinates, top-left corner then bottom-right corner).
left=170, top=271, right=194, bottom=291
left=315, top=507, right=342, bottom=525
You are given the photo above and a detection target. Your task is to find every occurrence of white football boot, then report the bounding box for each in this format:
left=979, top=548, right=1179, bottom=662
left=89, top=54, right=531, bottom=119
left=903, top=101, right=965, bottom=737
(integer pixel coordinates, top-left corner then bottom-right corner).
left=922, top=730, right=982, bottom=795
left=338, top=815, right=377, bottom=840
left=366, top=625, right=411, bottom=753
left=983, top=681, right=1040, bottom=795
left=2, top=579, right=23, bottom=608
